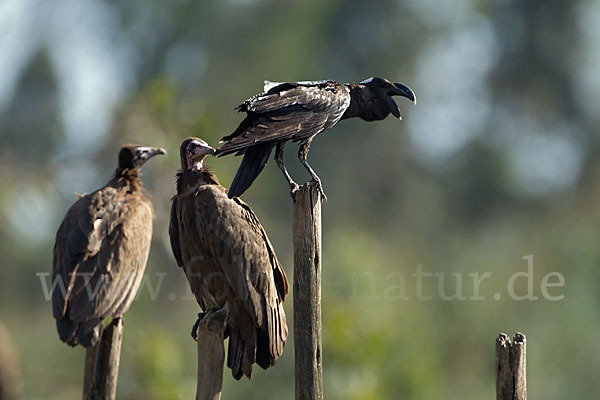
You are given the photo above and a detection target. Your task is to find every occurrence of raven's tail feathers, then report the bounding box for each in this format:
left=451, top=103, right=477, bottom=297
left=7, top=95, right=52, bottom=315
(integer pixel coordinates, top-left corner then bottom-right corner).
left=227, top=143, right=275, bottom=198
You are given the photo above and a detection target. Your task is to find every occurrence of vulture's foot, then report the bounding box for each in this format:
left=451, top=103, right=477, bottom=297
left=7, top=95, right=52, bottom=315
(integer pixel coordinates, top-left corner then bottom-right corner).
left=191, top=312, right=206, bottom=341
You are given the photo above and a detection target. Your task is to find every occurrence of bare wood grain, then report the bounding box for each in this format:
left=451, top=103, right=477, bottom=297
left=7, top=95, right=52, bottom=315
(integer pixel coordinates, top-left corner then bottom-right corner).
left=195, top=308, right=228, bottom=400
left=495, top=332, right=527, bottom=400
left=511, top=333, right=527, bottom=400
left=293, top=182, right=323, bottom=400
left=82, top=317, right=124, bottom=400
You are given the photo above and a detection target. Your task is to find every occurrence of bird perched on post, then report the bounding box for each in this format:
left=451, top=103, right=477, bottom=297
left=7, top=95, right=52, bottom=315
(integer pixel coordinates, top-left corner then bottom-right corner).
left=169, top=137, right=288, bottom=380
left=216, top=77, right=416, bottom=200
left=52, top=144, right=165, bottom=347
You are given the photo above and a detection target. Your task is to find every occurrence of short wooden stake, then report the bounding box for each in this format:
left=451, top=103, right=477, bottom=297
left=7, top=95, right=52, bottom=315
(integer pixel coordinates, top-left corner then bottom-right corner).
left=496, top=332, right=526, bottom=400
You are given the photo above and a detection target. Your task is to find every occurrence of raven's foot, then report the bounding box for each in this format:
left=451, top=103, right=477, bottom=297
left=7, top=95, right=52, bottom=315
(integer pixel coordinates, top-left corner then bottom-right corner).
left=311, top=179, right=327, bottom=202
left=191, top=312, right=206, bottom=341
left=289, top=182, right=300, bottom=201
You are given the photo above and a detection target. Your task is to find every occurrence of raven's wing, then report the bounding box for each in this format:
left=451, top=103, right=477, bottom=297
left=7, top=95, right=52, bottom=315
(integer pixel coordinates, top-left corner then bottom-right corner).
left=217, top=80, right=350, bottom=156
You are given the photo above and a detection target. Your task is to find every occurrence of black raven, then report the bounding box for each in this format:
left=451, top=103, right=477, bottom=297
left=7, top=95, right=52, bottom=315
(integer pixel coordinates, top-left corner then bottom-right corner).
left=216, top=77, right=416, bottom=200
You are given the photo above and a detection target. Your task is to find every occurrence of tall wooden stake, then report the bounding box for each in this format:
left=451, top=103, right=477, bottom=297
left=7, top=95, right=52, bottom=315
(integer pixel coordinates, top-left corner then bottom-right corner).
left=82, top=317, right=124, bottom=400
left=496, top=332, right=527, bottom=400
left=293, top=182, right=323, bottom=400
left=195, top=308, right=228, bottom=400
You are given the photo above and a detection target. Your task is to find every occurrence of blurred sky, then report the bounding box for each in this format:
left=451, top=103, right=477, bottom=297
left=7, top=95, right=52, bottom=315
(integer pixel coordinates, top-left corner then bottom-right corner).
left=1, top=0, right=597, bottom=197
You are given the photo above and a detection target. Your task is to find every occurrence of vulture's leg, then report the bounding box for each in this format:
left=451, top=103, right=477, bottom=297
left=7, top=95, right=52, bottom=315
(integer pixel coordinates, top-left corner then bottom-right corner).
left=298, top=139, right=327, bottom=202
left=191, top=312, right=206, bottom=341
left=275, top=141, right=300, bottom=198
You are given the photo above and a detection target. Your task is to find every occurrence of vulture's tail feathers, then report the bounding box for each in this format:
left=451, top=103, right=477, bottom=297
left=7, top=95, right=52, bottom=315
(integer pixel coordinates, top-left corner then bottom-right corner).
left=227, top=327, right=258, bottom=380
left=256, top=301, right=288, bottom=370
left=77, top=321, right=102, bottom=348
left=255, top=329, right=271, bottom=369
left=227, top=331, right=245, bottom=380
left=242, top=326, right=256, bottom=378
left=56, top=319, right=78, bottom=346
left=227, top=143, right=275, bottom=198
left=56, top=319, right=102, bottom=348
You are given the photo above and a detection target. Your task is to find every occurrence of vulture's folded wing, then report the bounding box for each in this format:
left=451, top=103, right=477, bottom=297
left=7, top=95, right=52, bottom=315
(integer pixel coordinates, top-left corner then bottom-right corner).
left=52, top=188, right=152, bottom=324
left=193, top=185, right=288, bottom=348
left=169, top=196, right=184, bottom=267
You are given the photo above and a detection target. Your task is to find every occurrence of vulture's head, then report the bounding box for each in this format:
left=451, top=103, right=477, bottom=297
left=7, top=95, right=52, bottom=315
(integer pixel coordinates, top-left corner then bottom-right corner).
left=180, top=137, right=215, bottom=171
left=358, top=77, right=416, bottom=121
left=119, top=144, right=166, bottom=170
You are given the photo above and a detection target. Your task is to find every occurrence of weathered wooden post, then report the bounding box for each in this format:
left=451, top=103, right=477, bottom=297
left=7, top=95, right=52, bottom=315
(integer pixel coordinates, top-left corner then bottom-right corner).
left=82, top=317, right=124, bottom=400
left=495, top=332, right=526, bottom=400
left=293, top=182, right=323, bottom=400
left=195, top=308, right=228, bottom=400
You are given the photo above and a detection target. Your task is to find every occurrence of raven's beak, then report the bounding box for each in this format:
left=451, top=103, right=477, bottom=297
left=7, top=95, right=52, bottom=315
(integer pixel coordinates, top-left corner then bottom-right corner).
left=386, top=96, right=402, bottom=119
left=391, top=83, right=417, bottom=105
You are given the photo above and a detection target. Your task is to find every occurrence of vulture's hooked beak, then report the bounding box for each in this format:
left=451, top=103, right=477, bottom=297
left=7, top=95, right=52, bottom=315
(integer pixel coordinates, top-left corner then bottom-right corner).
left=186, top=140, right=215, bottom=171
left=134, top=146, right=167, bottom=167
left=190, top=143, right=216, bottom=157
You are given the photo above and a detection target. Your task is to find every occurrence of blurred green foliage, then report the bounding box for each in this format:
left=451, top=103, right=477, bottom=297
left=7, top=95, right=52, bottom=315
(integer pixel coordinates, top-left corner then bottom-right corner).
left=1, top=0, right=600, bottom=399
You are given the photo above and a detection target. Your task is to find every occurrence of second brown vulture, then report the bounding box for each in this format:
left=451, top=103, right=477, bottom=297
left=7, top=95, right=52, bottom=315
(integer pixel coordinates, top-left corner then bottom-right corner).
left=169, top=137, right=288, bottom=380
left=52, top=144, right=165, bottom=347
left=216, top=77, right=416, bottom=200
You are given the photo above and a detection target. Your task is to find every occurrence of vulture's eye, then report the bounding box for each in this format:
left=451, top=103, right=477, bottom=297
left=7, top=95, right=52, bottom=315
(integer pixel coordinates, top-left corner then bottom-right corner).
left=189, top=143, right=196, bottom=150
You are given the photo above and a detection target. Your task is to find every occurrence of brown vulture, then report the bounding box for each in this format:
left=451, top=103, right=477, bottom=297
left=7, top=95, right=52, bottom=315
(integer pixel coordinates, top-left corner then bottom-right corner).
left=52, top=144, right=165, bottom=347
left=216, top=77, right=416, bottom=200
left=169, top=137, right=288, bottom=380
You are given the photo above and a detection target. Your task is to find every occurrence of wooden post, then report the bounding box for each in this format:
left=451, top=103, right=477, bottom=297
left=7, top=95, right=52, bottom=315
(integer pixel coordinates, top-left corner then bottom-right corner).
left=82, top=343, right=98, bottom=400
left=293, top=182, right=323, bottom=400
left=195, top=308, right=228, bottom=400
left=82, top=317, right=124, bottom=400
left=496, top=332, right=526, bottom=400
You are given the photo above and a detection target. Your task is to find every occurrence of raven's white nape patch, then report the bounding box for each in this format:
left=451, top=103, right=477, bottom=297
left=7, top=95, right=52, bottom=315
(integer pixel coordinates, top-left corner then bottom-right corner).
left=264, top=80, right=283, bottom=92
left=360, top=77, right=374, bottom=84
